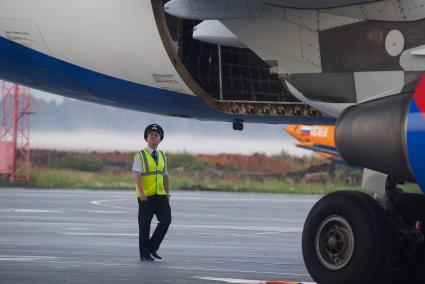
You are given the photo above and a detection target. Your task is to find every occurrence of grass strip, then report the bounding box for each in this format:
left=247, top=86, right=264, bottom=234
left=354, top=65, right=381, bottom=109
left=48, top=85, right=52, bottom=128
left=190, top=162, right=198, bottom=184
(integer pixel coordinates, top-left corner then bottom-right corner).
left=2, top=168, right=419, bottom=195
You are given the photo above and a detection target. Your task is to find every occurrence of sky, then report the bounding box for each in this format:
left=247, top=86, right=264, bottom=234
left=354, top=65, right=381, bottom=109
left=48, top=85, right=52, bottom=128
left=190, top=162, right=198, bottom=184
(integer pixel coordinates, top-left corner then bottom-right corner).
left=29, top=89, right=312, bottom=156
left=31, top=89, right=64, bottom=104
left=30, top=130, right=310, bottom=156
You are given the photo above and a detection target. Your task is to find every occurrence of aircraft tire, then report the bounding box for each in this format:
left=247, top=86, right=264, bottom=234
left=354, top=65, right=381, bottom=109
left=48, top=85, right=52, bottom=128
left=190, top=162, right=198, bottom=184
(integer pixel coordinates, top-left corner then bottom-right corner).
left=390, top=193, right=425, bottom=284
left=302, top=190, right=392, bottom=284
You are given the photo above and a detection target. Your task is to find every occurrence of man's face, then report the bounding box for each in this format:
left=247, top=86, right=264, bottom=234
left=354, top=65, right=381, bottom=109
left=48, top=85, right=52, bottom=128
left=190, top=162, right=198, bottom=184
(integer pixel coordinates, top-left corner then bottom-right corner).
left=147, top=131, right=161, bottom=147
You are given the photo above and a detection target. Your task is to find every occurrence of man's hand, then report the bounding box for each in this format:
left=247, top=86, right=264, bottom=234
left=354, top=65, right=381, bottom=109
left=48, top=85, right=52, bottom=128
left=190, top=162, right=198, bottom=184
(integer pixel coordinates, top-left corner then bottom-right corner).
left=167, top=193, right=171, bottom=202
left=138, top=194, right=147, bottom=202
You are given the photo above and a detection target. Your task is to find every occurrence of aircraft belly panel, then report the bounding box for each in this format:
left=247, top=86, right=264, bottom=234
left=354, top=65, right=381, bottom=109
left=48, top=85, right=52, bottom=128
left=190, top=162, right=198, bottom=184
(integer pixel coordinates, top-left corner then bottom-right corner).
left=320, top=19, right=425, bottom=73
left=0, top=0, right=194, bottom=96
left=221, top=15, right=323, bottom=75
left=286, top=73, right=357, bottom=103
left=353, top=71, right=404, bottom=103
left=326, top=0, right=425, bottom=22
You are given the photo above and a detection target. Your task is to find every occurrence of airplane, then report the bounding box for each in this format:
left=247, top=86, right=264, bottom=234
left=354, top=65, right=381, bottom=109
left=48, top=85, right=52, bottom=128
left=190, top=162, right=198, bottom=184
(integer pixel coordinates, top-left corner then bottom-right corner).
left=1, top=0, right=425, bottom=283
left=284, top=125, right=343, bottom=161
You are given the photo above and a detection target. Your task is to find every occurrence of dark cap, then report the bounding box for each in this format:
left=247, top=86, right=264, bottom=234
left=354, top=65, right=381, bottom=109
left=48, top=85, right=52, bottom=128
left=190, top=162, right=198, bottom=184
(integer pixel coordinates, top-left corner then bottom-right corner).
left=144, top=124, right=164, bottom=141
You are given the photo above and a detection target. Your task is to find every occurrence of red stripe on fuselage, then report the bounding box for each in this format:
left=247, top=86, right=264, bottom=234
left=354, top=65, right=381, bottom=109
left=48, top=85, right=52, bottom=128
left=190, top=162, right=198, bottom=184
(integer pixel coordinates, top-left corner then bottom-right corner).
left=413, top=75, right=425, bottom=115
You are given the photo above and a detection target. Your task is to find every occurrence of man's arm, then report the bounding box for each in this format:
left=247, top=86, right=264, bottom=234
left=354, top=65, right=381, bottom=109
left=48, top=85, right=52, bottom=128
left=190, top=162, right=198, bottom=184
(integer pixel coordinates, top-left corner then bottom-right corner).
left=164, top=175, right=170, bottom=200
left=134, top=172, right=147, bottom=201
left=132, top=153, right=147, bottom=201
left=163, top=152, right=170, bottom=200
left=164, top=175, right=169, bottom=194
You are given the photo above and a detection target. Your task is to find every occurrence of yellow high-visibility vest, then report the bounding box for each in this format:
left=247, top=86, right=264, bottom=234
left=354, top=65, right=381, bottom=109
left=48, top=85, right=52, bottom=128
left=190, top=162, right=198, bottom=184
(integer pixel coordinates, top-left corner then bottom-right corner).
left=135, top=148, right=166, bottom=197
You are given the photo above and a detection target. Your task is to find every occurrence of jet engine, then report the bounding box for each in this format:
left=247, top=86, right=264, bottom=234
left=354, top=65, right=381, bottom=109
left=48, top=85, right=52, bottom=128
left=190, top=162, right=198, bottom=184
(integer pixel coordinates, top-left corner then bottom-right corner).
left=335, top=92, right=425, bottom=187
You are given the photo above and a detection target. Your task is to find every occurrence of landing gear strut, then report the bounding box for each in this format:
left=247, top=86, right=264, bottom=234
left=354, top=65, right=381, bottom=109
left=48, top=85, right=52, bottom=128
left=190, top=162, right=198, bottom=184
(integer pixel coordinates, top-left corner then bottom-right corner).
left=388, top=178, right=425, bottom=283
left=302, top=175, right=425, bottom=284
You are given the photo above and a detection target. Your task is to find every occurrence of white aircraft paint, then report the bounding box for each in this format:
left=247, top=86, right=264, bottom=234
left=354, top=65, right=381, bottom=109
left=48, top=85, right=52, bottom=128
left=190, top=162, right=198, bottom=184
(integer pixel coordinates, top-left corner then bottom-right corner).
left=0, top=0, right=194, bottom=95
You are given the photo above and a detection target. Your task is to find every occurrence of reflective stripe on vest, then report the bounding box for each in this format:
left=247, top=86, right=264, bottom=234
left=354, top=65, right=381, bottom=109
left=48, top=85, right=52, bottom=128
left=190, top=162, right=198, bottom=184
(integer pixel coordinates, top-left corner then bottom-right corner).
left=135, top=149, right=166, bottom=197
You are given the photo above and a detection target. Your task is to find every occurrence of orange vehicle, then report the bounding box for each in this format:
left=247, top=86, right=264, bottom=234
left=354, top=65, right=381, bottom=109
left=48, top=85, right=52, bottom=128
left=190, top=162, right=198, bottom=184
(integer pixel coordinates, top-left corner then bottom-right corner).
left=285, top=125, right=342, bottom=162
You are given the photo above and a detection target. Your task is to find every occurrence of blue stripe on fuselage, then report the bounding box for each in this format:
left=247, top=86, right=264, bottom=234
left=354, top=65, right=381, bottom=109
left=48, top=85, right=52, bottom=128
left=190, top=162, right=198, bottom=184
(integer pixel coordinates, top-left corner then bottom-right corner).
left=0, top=36, right=334, bottom=124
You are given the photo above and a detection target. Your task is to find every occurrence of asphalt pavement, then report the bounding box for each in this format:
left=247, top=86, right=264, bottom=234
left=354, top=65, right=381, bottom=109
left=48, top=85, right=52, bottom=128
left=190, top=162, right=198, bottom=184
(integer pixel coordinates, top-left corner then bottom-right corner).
left=0, top=188, right=320, bottom=284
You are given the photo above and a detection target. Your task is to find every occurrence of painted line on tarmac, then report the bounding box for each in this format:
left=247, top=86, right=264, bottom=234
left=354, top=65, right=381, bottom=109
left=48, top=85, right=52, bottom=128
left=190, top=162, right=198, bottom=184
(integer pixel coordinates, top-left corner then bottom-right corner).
left=62, top=232, right=137, bottom=237
left=0, top=255, right=60, bottom=262
left=90, top=199, right=131, bottom=210
left=173, top=213, right=305, bottom=224
left=195, top=232, right=281, bottom=238
left=61, top=225, right=302, bottom=238
left=193, top=277, right=316, bottom=284
left=172, top=196, right=319, bottom=203
left=172, top=224, right=303, bottom=233
left=77, top=210, right=125, bottom=214
left=0, top=209, right=62, bottom=213
left=168, top=266, right=309, bottom=277
left=61, top=223, right=302, bottom=238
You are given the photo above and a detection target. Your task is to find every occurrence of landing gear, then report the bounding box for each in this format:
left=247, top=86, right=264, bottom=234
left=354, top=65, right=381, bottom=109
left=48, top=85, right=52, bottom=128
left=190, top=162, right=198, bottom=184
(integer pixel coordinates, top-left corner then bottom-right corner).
left=302, top=176, right=425, bottom=284
left=390, top=192, right=425, bottom=283
left=302, top=191, right=392, bottom=284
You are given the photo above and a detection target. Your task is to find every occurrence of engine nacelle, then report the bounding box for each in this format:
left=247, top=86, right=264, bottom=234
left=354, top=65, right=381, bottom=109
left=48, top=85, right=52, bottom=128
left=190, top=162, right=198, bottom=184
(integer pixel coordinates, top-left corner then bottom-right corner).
left=335, top=92, right=425, bottom=188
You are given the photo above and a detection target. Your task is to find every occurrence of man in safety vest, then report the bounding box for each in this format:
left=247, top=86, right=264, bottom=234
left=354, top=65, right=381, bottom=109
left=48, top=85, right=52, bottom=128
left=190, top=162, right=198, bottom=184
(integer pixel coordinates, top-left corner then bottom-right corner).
left=132, top=124, right=171, bottom=261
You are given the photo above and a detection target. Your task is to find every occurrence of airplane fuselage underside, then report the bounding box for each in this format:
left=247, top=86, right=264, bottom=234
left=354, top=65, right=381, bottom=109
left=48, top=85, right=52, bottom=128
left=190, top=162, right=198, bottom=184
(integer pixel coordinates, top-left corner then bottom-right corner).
left=0, top=0, right=332, bottom=124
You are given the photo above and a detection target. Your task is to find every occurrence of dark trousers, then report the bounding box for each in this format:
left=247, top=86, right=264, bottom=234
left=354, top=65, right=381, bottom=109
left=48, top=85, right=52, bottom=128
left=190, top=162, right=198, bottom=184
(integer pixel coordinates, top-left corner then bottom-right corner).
left=138, top=195, right=171, bottom=259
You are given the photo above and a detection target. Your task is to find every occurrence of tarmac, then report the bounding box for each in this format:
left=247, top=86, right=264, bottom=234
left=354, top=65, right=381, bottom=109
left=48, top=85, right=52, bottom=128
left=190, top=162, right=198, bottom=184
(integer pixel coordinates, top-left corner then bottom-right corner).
left=0, top=188, right=319, bottom=284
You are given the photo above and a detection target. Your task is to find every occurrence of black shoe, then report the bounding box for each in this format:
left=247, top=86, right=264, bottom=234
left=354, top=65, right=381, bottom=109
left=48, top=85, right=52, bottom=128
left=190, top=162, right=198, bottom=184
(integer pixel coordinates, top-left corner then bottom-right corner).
left=151, top=252, right=162, bottom=260
left=140, top=256, right=155, bottom=261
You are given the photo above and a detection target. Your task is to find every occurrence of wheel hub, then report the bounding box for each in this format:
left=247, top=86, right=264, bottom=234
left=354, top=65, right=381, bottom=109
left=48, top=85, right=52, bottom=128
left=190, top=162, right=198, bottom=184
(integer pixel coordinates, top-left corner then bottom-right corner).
left=315, top=215, right=355, bottom=270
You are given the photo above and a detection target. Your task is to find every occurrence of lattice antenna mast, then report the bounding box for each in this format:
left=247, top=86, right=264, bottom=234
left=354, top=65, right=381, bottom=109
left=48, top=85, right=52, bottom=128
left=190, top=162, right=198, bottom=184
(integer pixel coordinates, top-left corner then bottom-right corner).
left=0, top=81, right=32, bottom=183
